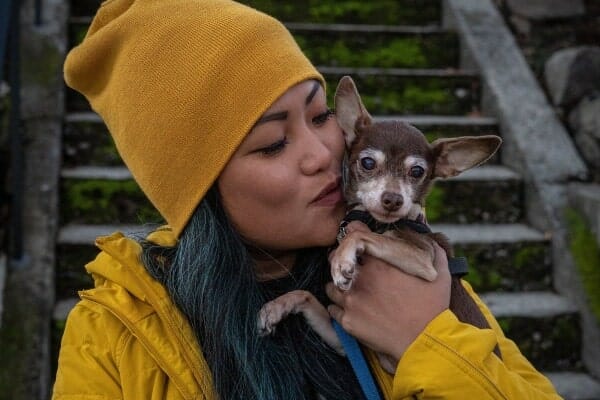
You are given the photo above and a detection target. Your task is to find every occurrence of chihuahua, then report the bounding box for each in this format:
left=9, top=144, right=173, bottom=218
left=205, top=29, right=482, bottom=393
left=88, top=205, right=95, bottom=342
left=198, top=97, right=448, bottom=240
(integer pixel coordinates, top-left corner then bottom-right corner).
left=258, top=76, right=503, bottom=370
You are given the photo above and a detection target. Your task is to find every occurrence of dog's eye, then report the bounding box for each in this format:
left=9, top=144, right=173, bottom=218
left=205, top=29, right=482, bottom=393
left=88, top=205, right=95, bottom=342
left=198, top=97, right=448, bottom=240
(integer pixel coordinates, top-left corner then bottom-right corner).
left=410, top=166, right=425, bottom=178
left=360, top=157, right=376, bottom=170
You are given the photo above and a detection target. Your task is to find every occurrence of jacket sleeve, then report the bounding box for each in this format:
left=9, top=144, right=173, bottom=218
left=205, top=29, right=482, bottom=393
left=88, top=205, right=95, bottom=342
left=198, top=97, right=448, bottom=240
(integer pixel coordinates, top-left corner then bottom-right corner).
left=52, top=300, right=125, bottom=400
left=391, top=280, right=562, bottom=400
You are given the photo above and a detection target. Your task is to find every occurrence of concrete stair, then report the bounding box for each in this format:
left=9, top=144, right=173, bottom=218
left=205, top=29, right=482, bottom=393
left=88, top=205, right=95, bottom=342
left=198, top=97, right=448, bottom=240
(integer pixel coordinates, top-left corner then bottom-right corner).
left=53, top=0, right=600, bottom=398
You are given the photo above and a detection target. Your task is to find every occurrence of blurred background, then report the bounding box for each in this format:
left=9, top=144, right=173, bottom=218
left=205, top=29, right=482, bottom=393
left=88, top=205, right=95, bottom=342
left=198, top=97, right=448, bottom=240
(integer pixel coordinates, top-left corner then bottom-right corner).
left=0, top=0, right=599, bottom=399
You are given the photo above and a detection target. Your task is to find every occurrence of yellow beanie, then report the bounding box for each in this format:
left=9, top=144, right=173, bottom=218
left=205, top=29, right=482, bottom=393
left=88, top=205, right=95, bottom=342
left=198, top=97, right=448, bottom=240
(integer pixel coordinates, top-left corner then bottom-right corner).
left=64, top=0, right=324, bottom=238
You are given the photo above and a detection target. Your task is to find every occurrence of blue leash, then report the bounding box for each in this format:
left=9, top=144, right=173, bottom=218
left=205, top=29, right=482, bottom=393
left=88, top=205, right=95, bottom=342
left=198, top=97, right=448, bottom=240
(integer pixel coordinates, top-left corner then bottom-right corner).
left=332, top=320, right=383, bottom=400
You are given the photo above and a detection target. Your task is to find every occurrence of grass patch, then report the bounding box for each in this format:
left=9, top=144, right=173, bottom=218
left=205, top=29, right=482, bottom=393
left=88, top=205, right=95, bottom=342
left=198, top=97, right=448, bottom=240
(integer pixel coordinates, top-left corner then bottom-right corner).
left=566, top=208, right=600, bottom=323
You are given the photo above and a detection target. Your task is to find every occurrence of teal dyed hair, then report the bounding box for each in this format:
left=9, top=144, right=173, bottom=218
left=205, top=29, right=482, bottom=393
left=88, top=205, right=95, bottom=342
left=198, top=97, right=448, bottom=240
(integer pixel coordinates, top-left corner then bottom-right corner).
left=141, top=187, right=365, bottom=399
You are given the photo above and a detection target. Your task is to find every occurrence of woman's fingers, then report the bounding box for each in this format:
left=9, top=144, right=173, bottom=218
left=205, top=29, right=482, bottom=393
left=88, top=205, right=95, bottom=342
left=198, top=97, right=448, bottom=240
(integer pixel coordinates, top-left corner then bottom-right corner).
left=344, top=220, right=370, bottom=234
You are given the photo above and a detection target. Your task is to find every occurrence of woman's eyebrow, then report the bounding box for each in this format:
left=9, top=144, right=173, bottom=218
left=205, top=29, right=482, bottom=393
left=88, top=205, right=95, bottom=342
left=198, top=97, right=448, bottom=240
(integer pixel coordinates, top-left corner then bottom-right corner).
left=305, top=81, right=320, bottom=105
left=254, top=111, right=288, bottom=126
left=254, top=81, right=321, bottom=127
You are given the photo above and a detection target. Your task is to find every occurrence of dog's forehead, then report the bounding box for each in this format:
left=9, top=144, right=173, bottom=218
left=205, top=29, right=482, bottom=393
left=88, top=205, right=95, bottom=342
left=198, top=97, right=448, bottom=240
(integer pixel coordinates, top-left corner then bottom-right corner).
left=358, top=120, right=430, bottom=155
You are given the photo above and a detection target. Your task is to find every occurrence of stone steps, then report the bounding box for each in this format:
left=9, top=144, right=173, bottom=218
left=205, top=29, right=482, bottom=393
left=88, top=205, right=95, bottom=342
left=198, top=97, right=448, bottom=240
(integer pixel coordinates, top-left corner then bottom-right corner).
left=65, top=111, right=498, bottom=126
left=61, top=164, right=518, bottom=181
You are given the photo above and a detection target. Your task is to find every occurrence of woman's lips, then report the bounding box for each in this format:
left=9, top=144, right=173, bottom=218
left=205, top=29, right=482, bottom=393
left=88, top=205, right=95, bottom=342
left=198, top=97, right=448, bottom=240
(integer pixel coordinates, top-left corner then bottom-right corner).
left=312, top=178, right=343, bottom=206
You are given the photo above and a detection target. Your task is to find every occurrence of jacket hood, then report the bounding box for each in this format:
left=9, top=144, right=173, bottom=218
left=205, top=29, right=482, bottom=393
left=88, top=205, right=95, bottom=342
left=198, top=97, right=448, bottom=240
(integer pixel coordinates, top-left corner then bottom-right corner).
left=80, top=227, right=217, bottom=399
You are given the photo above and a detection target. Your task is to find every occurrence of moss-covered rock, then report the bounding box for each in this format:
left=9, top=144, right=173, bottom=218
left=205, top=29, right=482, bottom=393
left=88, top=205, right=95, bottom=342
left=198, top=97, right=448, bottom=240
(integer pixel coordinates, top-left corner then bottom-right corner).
left=498, top=314, right=583, bottom=371
left=566, top=208, right=600, bottom=323
left=242, top=0, right=441, bottom=25
left=63, top=121, right=121, bottom=167
left=457, top=242, right=553, bottom=292
left=294, top=32, right=458, bottom=69
left=324, top=74, right=477, bottom=115
left=61, top=179, right=162, bottom=225
left=426, top=179, right=522, bottom=224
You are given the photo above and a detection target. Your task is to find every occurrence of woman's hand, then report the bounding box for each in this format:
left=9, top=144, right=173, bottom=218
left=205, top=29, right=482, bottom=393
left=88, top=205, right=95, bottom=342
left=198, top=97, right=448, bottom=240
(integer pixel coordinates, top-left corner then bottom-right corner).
left=326, top=221, right=451, bottom=365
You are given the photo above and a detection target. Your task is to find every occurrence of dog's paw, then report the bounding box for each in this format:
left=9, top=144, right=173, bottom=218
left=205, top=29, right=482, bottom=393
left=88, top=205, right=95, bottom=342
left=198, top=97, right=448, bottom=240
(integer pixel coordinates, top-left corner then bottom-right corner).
left=330, top=256, right=357, bottom=291
left=257, top=301, right=285, bottom=336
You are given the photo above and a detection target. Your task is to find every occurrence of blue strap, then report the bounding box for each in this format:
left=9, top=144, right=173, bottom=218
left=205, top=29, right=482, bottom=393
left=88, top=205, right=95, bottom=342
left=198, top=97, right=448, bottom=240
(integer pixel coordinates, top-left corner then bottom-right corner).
left=332, top=320, right=382, bottom=400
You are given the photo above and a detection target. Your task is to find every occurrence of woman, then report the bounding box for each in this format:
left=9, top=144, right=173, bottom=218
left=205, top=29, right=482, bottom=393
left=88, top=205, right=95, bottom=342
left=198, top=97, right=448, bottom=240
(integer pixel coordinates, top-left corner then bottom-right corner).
left=53, top=0, right=561, bottom=399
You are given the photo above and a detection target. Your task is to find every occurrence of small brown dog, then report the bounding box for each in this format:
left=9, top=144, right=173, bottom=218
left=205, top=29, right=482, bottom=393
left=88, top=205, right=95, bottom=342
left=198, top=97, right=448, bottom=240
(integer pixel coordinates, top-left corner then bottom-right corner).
left=258, top=76, right=502, bottom=370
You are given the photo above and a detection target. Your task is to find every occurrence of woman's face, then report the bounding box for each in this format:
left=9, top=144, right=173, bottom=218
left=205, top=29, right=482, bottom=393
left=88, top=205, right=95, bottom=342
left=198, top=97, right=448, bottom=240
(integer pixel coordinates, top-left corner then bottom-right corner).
left=218, top=80, right=346, bottom=253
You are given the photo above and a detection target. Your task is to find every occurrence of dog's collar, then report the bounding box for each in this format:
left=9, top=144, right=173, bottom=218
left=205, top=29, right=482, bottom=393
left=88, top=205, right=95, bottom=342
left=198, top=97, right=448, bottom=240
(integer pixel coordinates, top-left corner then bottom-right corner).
left=337, top=209, right=431, bottom=241
left=336, top=209, right=469, bottom=278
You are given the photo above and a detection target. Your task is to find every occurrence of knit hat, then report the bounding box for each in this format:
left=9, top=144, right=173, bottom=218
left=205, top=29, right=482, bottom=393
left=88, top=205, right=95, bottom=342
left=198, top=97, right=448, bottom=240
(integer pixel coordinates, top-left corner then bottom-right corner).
left=64, top=0, right=324, bottom=238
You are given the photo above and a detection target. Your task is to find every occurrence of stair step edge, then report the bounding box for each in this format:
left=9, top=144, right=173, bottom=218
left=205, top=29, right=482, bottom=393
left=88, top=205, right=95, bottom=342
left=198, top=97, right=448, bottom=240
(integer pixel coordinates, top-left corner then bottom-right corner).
left=62, top=166, right=131, bottom=180
left=429, top=223, right=548, bottom=244
left=66, top=111, right=499, bottom=128
left=58, top=223, right=546, bottom=246
left=544, top=371, right=600, bottom=400
left=317, top=66, right=477, bottom=77
left=69, top=17, right=448, bottom=34
left=479, top=291, right=578, bottom=318
left=60, top=165, right=518, bottom=182
left=375, top=114, right=498, bottom=126
left=285, top=22, right=447, bottom=34
left=58, top=224, right=155, bottom=245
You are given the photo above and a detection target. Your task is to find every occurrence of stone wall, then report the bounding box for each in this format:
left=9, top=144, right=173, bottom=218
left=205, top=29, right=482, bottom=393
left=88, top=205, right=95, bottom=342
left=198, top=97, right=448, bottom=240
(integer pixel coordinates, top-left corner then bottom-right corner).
left=493, top=0, right=600, bottom=378
left=495, top=0, right=600, bottom=182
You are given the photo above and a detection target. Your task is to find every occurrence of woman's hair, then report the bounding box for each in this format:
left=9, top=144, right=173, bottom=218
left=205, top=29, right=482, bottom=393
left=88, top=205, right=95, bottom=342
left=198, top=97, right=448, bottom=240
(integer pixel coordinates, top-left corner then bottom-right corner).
left=140, top=187, right=364, bottom=399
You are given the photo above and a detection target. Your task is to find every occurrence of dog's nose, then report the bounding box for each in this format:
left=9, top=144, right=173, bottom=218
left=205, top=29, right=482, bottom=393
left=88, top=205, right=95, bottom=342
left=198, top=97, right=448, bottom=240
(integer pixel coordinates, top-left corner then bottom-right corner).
left=381, top=192, right=403, bottom=211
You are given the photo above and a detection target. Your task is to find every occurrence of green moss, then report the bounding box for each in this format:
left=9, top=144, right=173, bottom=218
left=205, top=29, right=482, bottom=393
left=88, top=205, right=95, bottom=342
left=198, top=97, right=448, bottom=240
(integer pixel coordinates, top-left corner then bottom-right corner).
left=65, top=179, right=138, bottom=213
left=62, top=179, right=162, bottom=224
left=70, top=24, right=88, bottom=45
left=297, top=37, right=428, bottom=69
left=242, top=0, right=440, bottom=25
left=566, top=208, right=600, bottom=322
left=453, top=242, right=552, bottom=292
left=464, top=264, right=483, bottom=289
left=423, top=186, right=445, bottom=222
left=497, top=314, right=582, bottom=370
left=513, top=246, right=545, bottom=271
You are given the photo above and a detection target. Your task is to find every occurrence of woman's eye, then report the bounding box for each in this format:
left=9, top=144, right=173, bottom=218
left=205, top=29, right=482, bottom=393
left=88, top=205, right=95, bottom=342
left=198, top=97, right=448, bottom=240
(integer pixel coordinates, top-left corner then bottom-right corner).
left=312, top=109, right=334, bottom=126
left=410, top=166, right=425, bottom=178
left=360, top=157, right=376, bottom=170
left=258, top=137, right=288, bottom=156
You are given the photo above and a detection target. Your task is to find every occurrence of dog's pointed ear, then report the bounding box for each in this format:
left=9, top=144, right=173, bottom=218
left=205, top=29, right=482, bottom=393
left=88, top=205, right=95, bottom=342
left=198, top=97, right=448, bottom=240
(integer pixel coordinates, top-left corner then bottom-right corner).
left=334, top=76, right=372, bottom=147
left=431, top=135, right=502, bottom=178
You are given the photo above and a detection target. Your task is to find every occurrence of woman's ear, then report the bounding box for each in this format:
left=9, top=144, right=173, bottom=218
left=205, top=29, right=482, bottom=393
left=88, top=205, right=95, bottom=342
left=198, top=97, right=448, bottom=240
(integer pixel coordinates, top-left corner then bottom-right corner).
left=431, top=135, right=502, bottom=178
left=334, top=76, right=372, bottom=148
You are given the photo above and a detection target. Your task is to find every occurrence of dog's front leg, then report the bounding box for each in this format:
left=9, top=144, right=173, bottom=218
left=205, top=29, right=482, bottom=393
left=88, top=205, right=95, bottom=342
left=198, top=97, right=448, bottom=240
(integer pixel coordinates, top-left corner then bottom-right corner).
left=258, top=290, right=344, bottom=355
left=330, top=230, right=438, bottom=290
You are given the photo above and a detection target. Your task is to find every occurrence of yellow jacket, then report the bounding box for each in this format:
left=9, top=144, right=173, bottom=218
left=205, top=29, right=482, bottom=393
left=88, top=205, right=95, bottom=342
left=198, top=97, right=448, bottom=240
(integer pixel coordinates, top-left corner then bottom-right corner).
left=53, top=229, right=561, bottom=399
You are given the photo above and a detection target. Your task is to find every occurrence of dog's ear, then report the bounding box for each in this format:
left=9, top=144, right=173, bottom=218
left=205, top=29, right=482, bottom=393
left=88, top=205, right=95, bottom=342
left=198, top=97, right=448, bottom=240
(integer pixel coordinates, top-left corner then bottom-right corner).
left=334, top=76, right=372, bottom=147
left=431, top=135, right=502, bottom=178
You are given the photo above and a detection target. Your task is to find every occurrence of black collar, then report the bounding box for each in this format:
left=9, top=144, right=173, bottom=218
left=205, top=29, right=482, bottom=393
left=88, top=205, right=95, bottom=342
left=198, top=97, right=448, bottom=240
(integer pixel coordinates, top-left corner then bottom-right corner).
left=336, top=209, right=469, bottom=278
left=339, top=209, right=432, bottom=236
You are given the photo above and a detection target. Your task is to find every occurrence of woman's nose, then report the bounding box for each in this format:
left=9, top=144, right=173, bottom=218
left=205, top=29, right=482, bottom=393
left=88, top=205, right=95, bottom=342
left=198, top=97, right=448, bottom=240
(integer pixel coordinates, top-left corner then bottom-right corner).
left=299, top=129, right=334, bottom=175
